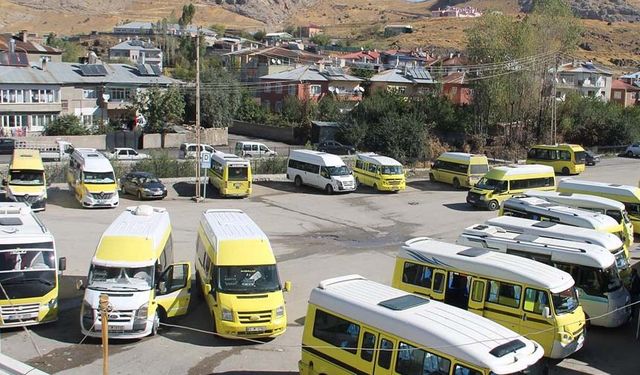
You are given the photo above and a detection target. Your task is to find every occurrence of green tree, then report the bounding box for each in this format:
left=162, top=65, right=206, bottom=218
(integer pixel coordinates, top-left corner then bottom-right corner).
left=45, top=33, right=84, bottom=63
left=236, top=91, right=268, bottom=123
left=179, top=3, right=196, bottom=27
left=253, top=30, right=267, bottom=42
left=44, top=115, right=89, bottom=136
left=317, top=96, right=342, bottom=122
left=186, top=64, right=241, bottom=128
left=130, top=86, right=185, bottom=133
left=310, top=33, right=331, bottom=46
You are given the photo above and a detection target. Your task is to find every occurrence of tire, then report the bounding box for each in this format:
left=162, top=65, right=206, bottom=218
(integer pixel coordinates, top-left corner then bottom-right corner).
left=429, top=173, right=435, bottom=182
left=137, top=190, right=143, bottom=200
left=120, top=185, right=127, bottom=195
left=373, top=183, right=378, bottom=191
left=211, top=313, right=218, bottom=334
left=294, top=175, right=302, bottom=188
left=627, top=151, right=633, bottom=158
left=354, top=177, right=360, bottom=188
left=487, top=200, right=500, bottom=211
left=150, top=310, right=160, bottom=336
left=561, top=167, right=570, bottom=176
left=325, top=184, right=334, bottom=195
left=452, top=178, right=461, bottom=189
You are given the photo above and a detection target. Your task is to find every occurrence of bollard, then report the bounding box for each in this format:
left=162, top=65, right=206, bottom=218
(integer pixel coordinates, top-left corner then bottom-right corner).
left=99, top=293, right=109, bottom=375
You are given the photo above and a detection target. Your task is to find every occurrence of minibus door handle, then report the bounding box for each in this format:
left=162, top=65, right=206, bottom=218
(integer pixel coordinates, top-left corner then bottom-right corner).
left=522, top=314, right=527, bottom=321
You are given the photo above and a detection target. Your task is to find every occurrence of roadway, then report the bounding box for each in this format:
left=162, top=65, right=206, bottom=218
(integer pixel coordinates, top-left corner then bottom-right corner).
left=0, top=157, right=639, bottom=374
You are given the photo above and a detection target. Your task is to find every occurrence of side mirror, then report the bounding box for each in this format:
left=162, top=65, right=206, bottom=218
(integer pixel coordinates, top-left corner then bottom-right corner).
left=58, top=257, right=67, bottom=272
left=204, top=283, right=212, bottom=295
left=158, top=281, right=167, bottom=294
left=283, top=281, right=292, bottom=292
left=2, top=178, right=6, bottom=186
left=75, top=279, right=85, bottom=291
left=542, top=306, right=551, bottom=319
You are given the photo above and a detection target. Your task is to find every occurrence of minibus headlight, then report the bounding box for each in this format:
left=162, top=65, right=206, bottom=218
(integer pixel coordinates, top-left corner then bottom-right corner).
left=135, top=302, right=149, bottom=321
left=558, top=331, right=573, bottom=345
left=275, top=305, right=285, bottom=318
left=221, top=308, right=234, bottom=321
left=47, top=298, right=58, bottom=309
left=81, top=301, right=94, bottom=329
left=337, top=181, right=344, bottom=188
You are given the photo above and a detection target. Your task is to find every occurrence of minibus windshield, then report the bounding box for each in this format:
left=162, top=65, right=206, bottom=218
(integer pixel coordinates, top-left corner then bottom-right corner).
left=88, top=265, right=154, bottom=291
left=552, top=287, right=579, bottom=315
left=228, top=166, right=248, bottom=181
left=327, top=166, right=350, bottom=176
left=0, top=249, right=56, bottom=299
left=83, top=172, right=115, bottom=184
left=604, top=209, right=623, bottom=224
left=381, top=165, right=403, bottom=175
left=614, top=250, right=629, bottom=270
left=575, top=151, right=586, bottom=164
left=470, top=164, right=489, bottom=175
left=9, top=170, right=44, bottom=186
left=218, top=265, right=280, bottom=294
left=476, top=177, right=506, bottom=191
left=599, top=265, right=623, bottom=293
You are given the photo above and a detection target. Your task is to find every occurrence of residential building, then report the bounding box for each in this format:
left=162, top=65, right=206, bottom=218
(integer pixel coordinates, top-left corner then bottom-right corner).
left=209, top=37, right=260, bottom=54
left=441, top=72, right=472, bottom=105
left=339, top=50, right=381, bottom=65
left=259, top=66, right=362, bottom=112
left=113, top=22, right=154, bottom=35
left=440, top=53, right=469, bottom=75
left=554, top=61, right=613, bottom=101
left=223, top=46, right=324, bottom=82
left=109, top=39, right=163, bottom=70
left=0, top=31, right=62, bottom=63
left=619, top=71, right=640, bottom=87
left=369, top=67, right=435, bottom=96
left=264, top=32, right=294, bottom=45
left=432, top=6, right=482, bottom=18
left=113, top=21, right=217, bottom=38
left=380, top=49, right=434, bottom=69
left=299, top=24, right=323, bottom=38
left=610, top=79, right=640, bottom=107
left=0, top=59, right=176, bottom=135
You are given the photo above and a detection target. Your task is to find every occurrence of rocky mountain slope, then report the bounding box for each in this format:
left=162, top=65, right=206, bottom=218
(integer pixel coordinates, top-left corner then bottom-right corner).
left=519, top=0, right=640, bottom=22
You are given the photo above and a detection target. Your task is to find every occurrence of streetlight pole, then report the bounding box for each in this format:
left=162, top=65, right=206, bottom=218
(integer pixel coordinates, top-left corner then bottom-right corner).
left=194, top=29, right=202, bottom=202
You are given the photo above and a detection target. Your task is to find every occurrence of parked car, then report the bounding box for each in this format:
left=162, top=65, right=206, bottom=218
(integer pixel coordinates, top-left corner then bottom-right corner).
left=105, top=148, right=150, bottom=160
left=0, top=138, right=15, bottom=155
left=234, top=141, right=277, bottom=158
left=317, top=140, right=356, bottom=155
left=585, top=150, right=600, bottom=166
left=624, top=143, right=640, bottom=157
left=179, top=143, right=216, bottom=159
left=119, top=172, right=167, bottom=200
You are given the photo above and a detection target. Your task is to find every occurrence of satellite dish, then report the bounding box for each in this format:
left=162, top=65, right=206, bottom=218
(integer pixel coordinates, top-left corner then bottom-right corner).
left=328, top=87, right=335, bottom=93
left=277, top=59, right=282, bottom=65
left=271, top=58, right=276, bottom=64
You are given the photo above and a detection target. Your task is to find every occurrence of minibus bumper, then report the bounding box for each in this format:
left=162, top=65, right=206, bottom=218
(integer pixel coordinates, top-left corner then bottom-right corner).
left=216, top=317, right=287, bottom=338
left=7, top=194, right=46, bottom=211
left=550, top=331, right=585, bottom=359
left=0, top=303, right=58, bottom=328
left=81, top=317, right=153, bottom=339
left=378, top=180, right=406, bottom=191
left=466, top=191, right=488, bottom=208
left=82, top=194, right=119, bottom=208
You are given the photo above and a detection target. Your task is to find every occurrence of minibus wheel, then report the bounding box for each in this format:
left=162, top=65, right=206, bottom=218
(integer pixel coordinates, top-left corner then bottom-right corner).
left=562, top=167, right=570, bottom=175
left=452, top=178, right=460, bottom=189
left=429, top=173, right=435, bottom=182
left=151, top=311, right=160, bottom=336
left=627, top=150, right=634, bottom=157
left=487, top=200, right=499, bottom=211
left=137, top=191, right=143, bottom=200
left=325, top=184, right=334, bottom=195
left=294, top=176, right=302, bottom=188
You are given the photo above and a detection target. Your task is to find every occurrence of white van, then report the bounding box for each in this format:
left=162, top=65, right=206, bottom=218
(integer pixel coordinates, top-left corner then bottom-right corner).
left=234, top=141, right=277, bottom=158
left=287, top=149, right=355, bottom=194
left=179, top=143, right=215, bottom=159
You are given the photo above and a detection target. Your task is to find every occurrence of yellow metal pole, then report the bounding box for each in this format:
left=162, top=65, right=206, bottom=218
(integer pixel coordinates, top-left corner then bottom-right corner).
left=100, top=293, right=109, bottom=375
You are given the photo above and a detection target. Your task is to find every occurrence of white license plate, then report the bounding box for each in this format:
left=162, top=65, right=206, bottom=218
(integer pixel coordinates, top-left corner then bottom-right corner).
left=234, top=183, right=241, bottom=188
left=7, top=313, right=36, bottom=320
left=107, top=325, right=125, bottom=331
left=246, top=326, right=266, bottom=333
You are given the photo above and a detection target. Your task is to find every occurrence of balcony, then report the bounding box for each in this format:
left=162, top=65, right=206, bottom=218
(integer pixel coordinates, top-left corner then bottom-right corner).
left=0, top=102, right=61, bottom=113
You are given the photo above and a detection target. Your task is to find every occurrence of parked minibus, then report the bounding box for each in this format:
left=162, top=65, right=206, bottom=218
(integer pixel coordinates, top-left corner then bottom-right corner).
left=0, top=203, right=66, bottom=327
left=287, top=149, right=355, bottom=194
left=300, top=275, right=545, bottom=375
left=485, top=216, right=630, bottom=275
left=78, top=205, right=191, bottom=338
left=195, top=209, right=291, bottom=338
left=459, top=224, right=631, bottom=327
left=522, top=190, right=634, bottom=248
left=66, top=148, right=118, bottom=208
left=208, top=152, right=252, bottom=198
left=466, top=165, right=555, bottom=211
left=500, top=196, right=630, bottom=258
left=429, top=152, right=489, bottom=189
left=558, top=178, right=640, bottom=235
left=526, top=144, right=586, bottom=175
left=353, top=153, right=405, bottom=192
left=4, top=149, right=47, bottom=211
left=392, top=238, right=586, bottom=358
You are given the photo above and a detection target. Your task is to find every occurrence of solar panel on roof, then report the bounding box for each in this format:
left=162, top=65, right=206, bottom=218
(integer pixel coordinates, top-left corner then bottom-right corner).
left=324, top=67, right=345, bottom=76
left=0, top=51, right=29, bottom=67
left=79, top=64, right=108, bottom=76
left=136, top=63, right=160, bottom=76
left=406, top=68, right=431, bottom=80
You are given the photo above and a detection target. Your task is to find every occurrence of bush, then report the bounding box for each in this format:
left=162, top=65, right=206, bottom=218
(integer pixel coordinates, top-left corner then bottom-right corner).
left=251, top=157, right=288, bottom=174
left=131, top=151, right=196, bottom=178
left=44, top=115, right=90, bottom=136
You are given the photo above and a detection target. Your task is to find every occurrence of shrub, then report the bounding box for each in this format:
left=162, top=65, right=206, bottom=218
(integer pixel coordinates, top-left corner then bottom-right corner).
left=132, top=151, right=196, bottom=178
left=250, top=157, right=288, bottom=174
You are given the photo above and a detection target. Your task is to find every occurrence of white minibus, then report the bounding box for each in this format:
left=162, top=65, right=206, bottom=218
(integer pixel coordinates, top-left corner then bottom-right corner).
left=287, top=149, right=355, bottom=194
left=459, top=224, right=631, bottom=327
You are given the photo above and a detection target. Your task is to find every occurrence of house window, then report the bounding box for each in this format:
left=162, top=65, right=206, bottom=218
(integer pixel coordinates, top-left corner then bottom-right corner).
left=275, top=84, right=282, bottom=94
left=109, top=88, right=132, bottom=101
left=82, top=115, right=93, bottom=126
left=613, top=91, right=622, bottom=100
left=450, top=86, right=458, bottom=95
left=1, top=114, right=27, bottom=128
left=30, top=114, right=56, bottom=129
left=388, top=85, right=406, bottom=94
left=309, top=85, right=322, bottom=95
left=288, top=84, right=296, bottom=96
left=83, top=89, right=98, bottom=99
left=264, top=83, right=271, bottom=93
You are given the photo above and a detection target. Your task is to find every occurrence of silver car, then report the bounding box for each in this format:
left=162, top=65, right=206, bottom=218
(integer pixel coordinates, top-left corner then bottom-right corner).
left=625, top=143, right=640, bottom=157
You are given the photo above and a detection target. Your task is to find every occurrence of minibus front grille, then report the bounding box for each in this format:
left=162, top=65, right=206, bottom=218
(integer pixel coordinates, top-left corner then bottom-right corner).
left=237, top=310, right=272, bottom=324
left=387, top=180, right=402, bottom=185
left=14, top=195, right=41, bottom=204
left=237, top=295, right=269, bottom=299
left=91, top=192, right=113, bottom=200
left=468, top=192, right=481, bottom=200
left=0, top=303, right=40, bottom=324
left=97, top=309, right=134, bottom=323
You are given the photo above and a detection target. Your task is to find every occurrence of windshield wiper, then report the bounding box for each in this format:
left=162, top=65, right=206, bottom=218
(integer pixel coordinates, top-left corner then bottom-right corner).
left=0, top=274, right=24, bottom=284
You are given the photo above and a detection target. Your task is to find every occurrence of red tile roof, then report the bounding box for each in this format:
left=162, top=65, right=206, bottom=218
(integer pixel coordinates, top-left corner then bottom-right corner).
left=612, top=79, right=640, bottom=91
left=0, top=34, right=62, bottom=55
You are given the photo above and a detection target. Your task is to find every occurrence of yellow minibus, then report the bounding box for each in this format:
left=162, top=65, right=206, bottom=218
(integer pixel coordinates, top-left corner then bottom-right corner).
left=392, top=237, right=586, bottom=358
left=66, top=148, right=119, bottom=208
left=526, top=144, right=586, bottom=175
left=208, top=152, right=252, bottom=198
left=429, top=152, right=489, bottom=189
left=78, top=205, right=191, bottom=338
left=4, top=149, right=47, bottom=211
left=195, top=209, right=290, bottom=338
left=558, top=178, right=640, bottom=235
left=466, top=164, right=555, bottom=211
left=300, top=275, right=545, bottom=375
left=353, top=153, right=405, bottom=192
left=0, top=203, right=66, bottom=327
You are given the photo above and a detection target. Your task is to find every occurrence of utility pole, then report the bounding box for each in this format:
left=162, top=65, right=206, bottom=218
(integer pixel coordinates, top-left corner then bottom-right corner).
left=194, top=29, right=202, bottom=201
left=551, top=53, right=559, bottom=144
left=99, top=293, right=109, bottom=375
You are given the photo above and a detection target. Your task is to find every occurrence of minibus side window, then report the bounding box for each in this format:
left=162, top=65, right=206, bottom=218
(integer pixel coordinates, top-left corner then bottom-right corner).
left=471, top=281, right=484, bottom=302
left=402, top=262, right=433, bottom=288
left=624, top=203, right=640, bottom=217
left=433, top=272, right=445, bottom=293
left=355, top=160, right=364, bottom=169
left=559, top=150, right=571, bottom=161
left=396, top=341, right=451, bottom=375
left=368, top=164, right=378, bottom=174
left=361, top=332, right=376, bottom=362
left=486, top=280, right=522, bottom=308
left=454, top=364, right=483, bottom=375
left=524, top=288, right=549, bottom=314
left=312, top=309, right=360, bottom=354
left=378, top=339, right=394, bottom=369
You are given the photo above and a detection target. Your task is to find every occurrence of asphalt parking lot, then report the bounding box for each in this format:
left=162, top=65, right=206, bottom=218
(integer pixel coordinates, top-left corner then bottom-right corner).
left=1, top=157, right=639, bottom=374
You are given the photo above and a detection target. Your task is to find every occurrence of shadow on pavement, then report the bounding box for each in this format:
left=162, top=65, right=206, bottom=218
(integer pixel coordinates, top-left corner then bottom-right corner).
left=442, top=202, right=479, bottom=212
left=406, top=180, right=463, bottom=192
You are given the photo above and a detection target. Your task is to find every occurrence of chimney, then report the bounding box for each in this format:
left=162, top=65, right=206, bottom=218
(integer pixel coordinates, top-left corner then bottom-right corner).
left=19, top=30, right=28, bottom=43
left=41, top=58, right=47, bottom=71
left=9, top=38, right=16, bottom=53
left=449, top=52, right=454, bottom=59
